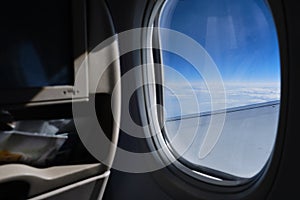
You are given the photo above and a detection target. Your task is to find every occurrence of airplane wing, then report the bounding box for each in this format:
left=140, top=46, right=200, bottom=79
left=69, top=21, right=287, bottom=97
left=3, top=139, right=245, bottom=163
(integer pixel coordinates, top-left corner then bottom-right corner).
left=165, top=100, right=280, bottom=178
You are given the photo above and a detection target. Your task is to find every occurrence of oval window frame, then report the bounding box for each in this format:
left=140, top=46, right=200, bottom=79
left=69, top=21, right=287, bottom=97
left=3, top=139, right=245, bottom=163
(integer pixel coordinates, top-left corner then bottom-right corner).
left=138, top=0, right=287, bottom=195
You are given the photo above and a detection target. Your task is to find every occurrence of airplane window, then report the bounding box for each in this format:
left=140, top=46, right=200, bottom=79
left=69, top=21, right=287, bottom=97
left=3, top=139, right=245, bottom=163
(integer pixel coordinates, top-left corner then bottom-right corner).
left=158, top=0, right=281, bottom=180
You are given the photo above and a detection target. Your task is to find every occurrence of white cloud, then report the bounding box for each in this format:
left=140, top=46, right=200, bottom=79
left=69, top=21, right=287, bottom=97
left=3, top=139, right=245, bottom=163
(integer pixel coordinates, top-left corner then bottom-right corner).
left=164, top=82, right=280, bottom=118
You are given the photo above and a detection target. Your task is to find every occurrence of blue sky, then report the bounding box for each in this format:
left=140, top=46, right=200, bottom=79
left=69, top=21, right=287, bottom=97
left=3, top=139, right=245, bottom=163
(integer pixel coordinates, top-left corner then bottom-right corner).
left=159, top=0, right=281, bottom=118
left=160, top=0, right=280, bottom=83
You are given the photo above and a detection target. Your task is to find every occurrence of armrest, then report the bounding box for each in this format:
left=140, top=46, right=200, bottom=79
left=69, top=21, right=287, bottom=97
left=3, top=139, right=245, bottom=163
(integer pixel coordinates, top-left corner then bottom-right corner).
left=0, top=163, right=105, bottom=197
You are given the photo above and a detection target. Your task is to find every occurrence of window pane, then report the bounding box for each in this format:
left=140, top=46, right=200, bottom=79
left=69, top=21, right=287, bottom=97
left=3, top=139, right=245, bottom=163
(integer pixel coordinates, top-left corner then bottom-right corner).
left=160, top=0, right=280, bottom=179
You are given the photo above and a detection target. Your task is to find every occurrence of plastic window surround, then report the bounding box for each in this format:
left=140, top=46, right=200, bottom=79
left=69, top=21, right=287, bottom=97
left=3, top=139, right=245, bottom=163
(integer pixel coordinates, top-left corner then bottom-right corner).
left=140, top=0, right=279, bottom=187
